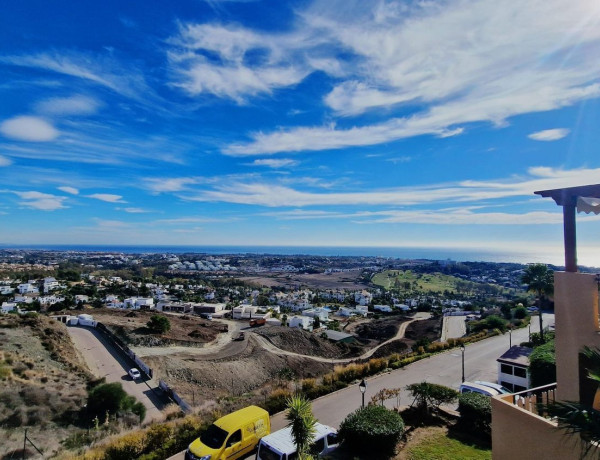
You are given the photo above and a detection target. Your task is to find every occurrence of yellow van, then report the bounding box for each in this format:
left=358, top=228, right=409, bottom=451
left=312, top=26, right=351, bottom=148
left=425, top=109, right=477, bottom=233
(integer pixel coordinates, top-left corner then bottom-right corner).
left=186, top=406, right=270, bottom=460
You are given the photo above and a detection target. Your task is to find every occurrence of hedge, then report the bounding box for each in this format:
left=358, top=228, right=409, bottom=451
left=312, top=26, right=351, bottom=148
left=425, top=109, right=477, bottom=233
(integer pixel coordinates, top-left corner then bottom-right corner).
left=339, top=405, right=404, bottom=456
left=458, top=392, right=491, bottom=437
left=529, top=339, right=556, bottom=388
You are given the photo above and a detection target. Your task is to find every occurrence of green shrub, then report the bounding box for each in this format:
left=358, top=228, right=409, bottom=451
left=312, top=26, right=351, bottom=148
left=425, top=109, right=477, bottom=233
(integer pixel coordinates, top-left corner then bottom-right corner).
left=339, top=405, right=404, bottom=456
left=264, top=388, right=292, bottom=414
left=514, top=306, right=527, bottom=319
left=147, top=315, right=171, bottom=334
left=529, top=339, right=556, bottom=387
left=406, top=382, right=458, bottom=414
left=458, top=392, right=492, bottom=438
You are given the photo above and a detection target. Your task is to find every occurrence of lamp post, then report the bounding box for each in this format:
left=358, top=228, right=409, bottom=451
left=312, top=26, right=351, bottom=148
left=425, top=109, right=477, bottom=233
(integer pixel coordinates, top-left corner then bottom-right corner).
left=359, top=379, right=367, bottom=408
left=509, top=327, right=512, bottom=348
left=528, top=323, right=531, bottom=342
left=460, top=344, right=465, bottom=383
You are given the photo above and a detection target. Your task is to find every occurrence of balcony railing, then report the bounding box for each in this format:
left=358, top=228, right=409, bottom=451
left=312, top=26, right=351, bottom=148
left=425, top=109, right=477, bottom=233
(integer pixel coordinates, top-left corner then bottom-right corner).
left=510, top=383, right=557, bottom=417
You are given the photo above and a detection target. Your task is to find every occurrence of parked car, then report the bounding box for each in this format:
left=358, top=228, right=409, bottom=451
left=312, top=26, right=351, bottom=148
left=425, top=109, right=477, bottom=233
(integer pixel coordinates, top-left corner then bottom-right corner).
left=459, top=381, right=501, bottom=396
left=200, top=312, right=213, bottom=320
left=256, top=422, right=339, bottom=460
left=186, top=406, right=270, bottom=460
left=474, top=380, right=512, bottom=394
left=128, top=368, right=141, bottom=380
left=233, top=332, right=245, bottom=341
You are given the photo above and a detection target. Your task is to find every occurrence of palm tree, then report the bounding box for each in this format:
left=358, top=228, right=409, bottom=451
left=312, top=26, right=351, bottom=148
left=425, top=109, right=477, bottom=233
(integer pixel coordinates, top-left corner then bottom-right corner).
left=548, top=346, right=600, bottom=458
left=521, top=263, right=554, bottom=342
left=286, top=395, right=317, bottom=459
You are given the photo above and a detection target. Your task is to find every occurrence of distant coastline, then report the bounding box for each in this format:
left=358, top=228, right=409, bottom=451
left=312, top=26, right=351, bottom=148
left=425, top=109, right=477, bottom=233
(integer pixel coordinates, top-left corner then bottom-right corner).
left=0, top=244, right=567, bottom=266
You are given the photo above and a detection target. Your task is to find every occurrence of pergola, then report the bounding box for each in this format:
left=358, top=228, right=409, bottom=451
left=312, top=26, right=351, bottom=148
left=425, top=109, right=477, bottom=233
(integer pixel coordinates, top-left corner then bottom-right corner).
left=535, top=184, right=600, bottom=272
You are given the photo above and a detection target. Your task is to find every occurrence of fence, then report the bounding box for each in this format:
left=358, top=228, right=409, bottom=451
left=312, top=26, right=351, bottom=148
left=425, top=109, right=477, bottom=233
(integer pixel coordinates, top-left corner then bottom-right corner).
left=159, top=380, right=192, bottom=413
left=94, top=322, right=153, bottom=378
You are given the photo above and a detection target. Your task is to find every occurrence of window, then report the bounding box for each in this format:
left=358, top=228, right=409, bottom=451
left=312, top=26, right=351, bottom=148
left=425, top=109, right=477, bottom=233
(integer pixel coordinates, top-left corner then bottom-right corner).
left=327, top=433, right=339, bottom=446
left=514, top=367, right=527, bottom=378
left=227, top=430, right=241, bottom=447
left=501, top=364, right=513, bottom=375
left=311, top=437, right=325, bottom=454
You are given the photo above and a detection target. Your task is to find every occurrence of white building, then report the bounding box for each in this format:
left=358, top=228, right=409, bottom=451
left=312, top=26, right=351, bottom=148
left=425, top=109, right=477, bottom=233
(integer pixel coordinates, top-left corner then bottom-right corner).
left=374, top=304, right=393, bottom=313
left=18, top=283, right=39, bottom=295
left=289, top=316, right=313, bottom=330
left=43, top=277, right=61, bottom=293
left=0, top=286, right=14, bottom=295
left=355, top=305, right=369, bottom=317
left=497, top=346, right=533, bottom=393
left=338, top=307, right=354, bottom=317
left=301, top=308, right=329, bottom=323
left=232, top=305, right=259, bottom=319
left=1, top=302, right=19, bottom=314
left=354, top=290, right=373, bottom=306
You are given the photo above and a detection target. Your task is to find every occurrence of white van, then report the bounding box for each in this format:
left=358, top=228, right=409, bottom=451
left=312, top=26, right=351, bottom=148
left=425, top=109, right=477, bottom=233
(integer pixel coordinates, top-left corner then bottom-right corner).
left=474, top=380, right=512, bottom=395
left=256, top=422, right=339, bottom=460
left=459, top=381, right=501, bottom=397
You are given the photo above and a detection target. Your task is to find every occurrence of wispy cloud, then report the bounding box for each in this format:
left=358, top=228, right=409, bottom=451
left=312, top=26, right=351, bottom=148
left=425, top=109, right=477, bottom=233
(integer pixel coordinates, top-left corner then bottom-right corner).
left=180, top=166, right=600, bottom=207
left=248, top=158, right=299, bottom=168
left=58, top=186, right=79, bottom=195
left=35, top=95, right=100, bottom=116
left=144, top=177, right=199, bottom=193
left=528, top=128, right=571, bottom=141
left=0, top=155, right=12, bottom=166
left=13, top=191, right=67, bottom=211
left=87, top=193, right=126, bottom=203
left=118, top=207, right=152, bottom=213
left=0, top=116, right=59, bottom=142
left=220, top=0, right=600, bottom=154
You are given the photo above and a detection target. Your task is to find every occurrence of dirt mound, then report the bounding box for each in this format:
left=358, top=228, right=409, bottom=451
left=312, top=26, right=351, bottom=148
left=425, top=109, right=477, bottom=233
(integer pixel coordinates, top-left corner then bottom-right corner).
left=404, top=317, right=442, bottom=342
left=256, top=326, right=362, bottom=358
left=370, top=339, right=411, bottom=358
left=145, top=336, right=333, bottom=404
left=92, top=309, right=223, bottom=346
left=354, top=315, right=411, bottom=341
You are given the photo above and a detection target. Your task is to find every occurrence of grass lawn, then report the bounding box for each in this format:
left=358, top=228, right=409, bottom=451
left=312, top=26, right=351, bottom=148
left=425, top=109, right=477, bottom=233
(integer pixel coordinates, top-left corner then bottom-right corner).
left=372, top=270, right=462, bottom=293
left=398, top=427, right=491, bottom=460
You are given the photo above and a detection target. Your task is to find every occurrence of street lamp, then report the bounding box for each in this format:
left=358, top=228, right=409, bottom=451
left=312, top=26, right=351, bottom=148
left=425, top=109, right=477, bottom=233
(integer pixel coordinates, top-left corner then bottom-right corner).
left=509, top=327, right=512, bottom=348
left=359, top=379, right=367, bottom=408
left=528, top=323, right=531, bottom=342
left=460, top=344, right=465, bottom=383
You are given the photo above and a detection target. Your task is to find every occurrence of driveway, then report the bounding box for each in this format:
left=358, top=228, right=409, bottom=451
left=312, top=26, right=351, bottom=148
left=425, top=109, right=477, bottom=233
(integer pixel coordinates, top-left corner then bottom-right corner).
left=67, top=325, right=165, bottom=422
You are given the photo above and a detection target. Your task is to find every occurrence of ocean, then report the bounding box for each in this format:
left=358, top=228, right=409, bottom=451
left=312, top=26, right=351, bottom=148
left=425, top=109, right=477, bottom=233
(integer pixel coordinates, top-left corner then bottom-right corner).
left=0, top=244, right=577, bottom=266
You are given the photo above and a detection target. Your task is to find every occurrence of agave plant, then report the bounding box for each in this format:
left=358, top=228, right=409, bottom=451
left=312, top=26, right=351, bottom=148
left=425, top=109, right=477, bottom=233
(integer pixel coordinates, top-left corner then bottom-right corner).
left=286, top=394, right=317, bottom=460
left=548, top=346, right=600, bottom=458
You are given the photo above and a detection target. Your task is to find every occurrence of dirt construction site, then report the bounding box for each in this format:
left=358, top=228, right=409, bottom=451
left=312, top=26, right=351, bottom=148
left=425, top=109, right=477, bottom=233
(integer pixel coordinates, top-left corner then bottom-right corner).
left=115, top=311, right=440, bottom=410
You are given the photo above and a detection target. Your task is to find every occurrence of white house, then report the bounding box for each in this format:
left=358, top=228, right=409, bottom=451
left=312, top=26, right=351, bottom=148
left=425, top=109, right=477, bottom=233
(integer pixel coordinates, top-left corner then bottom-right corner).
left=69, top=314, right=97, bottom=327
left=18, top=283, right=38, bottom=295
left=13, top=295, right=34, bottom=304
left=232, top=305, right=259, bottom=319
left=43, top=277, right=60, bottom=293
left=289, top=316, right=313, bottom=330
left=497, top=346, right=533, bottom=393
left=354, top=290, right=373, bottom=306
left=1, top=302, right=18, bottom=314
left=301, top=308, right=329, bottom=323
left=0, top=286, right=14, bottom=295
left=374, top=304, right=393, bottom=313
left=39, top=295, right=65, bottom=306
left=338, top=307, right=354, bottom=317
left=355, top=305, right=369, bottom=316
left=395, top=304, right=411, bottom=312
left=75, top=295, right=90, bottom=304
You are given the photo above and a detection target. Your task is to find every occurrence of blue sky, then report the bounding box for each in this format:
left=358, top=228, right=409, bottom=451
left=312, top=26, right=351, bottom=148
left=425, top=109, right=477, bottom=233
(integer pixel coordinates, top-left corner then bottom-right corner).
left=1, top=0, right=600, bottom=264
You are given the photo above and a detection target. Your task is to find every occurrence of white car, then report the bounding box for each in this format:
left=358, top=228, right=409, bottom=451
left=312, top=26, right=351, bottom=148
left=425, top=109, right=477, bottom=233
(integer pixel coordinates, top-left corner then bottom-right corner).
left=128, top=368, right=141, bottom=380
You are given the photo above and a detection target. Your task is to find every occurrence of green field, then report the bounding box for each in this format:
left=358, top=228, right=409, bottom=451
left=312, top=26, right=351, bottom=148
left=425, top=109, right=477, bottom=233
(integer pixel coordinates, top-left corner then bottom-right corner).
left=372, top=270, right=464, bottom=293
left=371, top=270, right=503, bottom=295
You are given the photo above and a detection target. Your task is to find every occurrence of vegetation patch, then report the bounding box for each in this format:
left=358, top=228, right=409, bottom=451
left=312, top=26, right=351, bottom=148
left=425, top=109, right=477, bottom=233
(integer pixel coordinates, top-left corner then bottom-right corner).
left=402, top=426, right=491, bottom=460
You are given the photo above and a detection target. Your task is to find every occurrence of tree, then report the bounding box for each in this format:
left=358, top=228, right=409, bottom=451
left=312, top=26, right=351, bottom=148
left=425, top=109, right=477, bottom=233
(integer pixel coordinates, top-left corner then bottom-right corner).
left=147, top=314, right=171, bottom=334
left=285, top=395, right=316, bottom=459
left=87, top=382, right=146, bottom=422
left=522, top=264, right=554, bottom=341
left=406, top=382, right=458, bottom=416
left=548, top=346, right=600, bottom=457
left=312, top=316, right=321, bottom=329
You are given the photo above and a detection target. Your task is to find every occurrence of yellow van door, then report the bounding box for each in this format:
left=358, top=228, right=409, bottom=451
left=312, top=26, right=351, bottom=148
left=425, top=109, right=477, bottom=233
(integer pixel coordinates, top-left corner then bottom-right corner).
left=223, top=429, right=244, bottom=459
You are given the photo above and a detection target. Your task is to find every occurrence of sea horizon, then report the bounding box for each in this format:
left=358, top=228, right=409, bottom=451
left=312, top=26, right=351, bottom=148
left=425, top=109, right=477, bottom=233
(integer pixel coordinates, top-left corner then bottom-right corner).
left=0, top=243, right=583, bottom=268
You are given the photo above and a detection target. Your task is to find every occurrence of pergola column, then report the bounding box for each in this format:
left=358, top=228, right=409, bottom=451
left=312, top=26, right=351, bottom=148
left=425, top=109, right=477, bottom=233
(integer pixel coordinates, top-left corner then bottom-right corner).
left=563, top=201, right=577, bottom=273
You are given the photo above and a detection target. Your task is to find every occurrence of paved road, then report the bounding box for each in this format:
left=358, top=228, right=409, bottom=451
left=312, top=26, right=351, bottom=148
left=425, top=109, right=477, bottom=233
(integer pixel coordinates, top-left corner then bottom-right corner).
left=169, top=314, right=553, bottom=460
left=440, top=315, right=467, bottom=342
left=67, top=325, right=165, bottom=422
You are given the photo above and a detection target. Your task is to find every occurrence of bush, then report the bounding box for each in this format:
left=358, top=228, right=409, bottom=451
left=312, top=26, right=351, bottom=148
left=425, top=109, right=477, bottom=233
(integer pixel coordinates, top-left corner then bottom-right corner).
left=87, top=382, right=145, bottom=421
left=529, top=339, right=556, bottom=387
left=458, top=392, right=491, bottom=438
left=264, top=388, right=292, bottom=414
left=339, top=405, right=404, bottom=456
left=514, top=306, right=528, bottom=319
left=147, top=315, right=171, bottom=334
left=406, top=382, right=458, bottom=414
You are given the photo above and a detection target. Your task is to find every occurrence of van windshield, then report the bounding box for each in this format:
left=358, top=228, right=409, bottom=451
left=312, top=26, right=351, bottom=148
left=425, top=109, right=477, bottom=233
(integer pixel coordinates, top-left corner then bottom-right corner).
left=200, top=424, right=228, bottom=449
left=257, top=442, right=282, bottom=460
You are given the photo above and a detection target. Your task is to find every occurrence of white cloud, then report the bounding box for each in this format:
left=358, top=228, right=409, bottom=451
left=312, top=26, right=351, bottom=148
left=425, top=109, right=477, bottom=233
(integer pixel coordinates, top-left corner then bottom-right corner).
left=528, top=128, right=571, bottom=141
left=118, top=207, right=151, bottom=213
left=58, top=186, right=79, bottom=195
left=0, top=116, right=59, bottom=142
left=87, top=193, right=125, bottom=203
left=221, top=0, right=600, bottom=154
left=181, top=166, right=600, bottom=207
left=144, top=177, right=198, bottom=193
left=35, top=95, right=100, bottom=116
left=0, top=155, right=12, bottom=166
left=13, top=191, right=67, bottom=211
left=249, top=159, right=299, bottom=168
